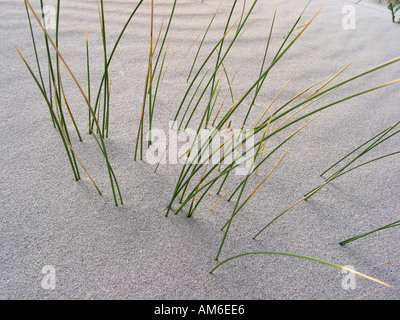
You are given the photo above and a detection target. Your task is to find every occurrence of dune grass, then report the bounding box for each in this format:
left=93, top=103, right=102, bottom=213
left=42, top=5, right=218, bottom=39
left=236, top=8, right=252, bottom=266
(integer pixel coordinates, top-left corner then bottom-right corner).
left=18, top=0, right=145, bottom=205
left=388, top=0, right=400, bottom=23
left=17, top=0, right=399, bottom=292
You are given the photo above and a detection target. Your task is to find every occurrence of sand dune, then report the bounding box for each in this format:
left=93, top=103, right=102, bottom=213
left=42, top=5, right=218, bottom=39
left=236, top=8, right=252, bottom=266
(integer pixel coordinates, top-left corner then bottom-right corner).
left=0, top=0, right=399, bottom=300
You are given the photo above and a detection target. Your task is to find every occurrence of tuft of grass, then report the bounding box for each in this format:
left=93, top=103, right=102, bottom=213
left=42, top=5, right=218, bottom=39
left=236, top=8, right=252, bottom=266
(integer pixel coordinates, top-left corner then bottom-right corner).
left=301, top=120, right=400, bottom=202
left=209, top=251, right=394, bottom=289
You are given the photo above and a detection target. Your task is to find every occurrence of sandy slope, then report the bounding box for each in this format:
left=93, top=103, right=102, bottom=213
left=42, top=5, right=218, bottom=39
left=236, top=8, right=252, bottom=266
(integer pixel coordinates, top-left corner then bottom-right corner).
left=0, top=0, right=399, bottom=299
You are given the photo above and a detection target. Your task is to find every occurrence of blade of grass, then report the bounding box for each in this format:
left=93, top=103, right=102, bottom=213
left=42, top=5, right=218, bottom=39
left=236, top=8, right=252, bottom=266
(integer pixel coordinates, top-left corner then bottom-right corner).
left=373, top=257, right=400, bottom=268
left=215, top=145, right=291, bottom=260
left=54, top=100, right=102, bottom=196
left=331, top=151, right=400, bottom=180
left=253, top=108, right=400, bottom=239
left=206, top=0, right=237, bottom=125
left=135, top=0, right=154, bottom=161
left=209, top=251, right=393, bottom=289
left=90, top=0, right=144, bottom=133
left=254, top=74, right=294, bottom=128
left=58, top=68, right=82, bottom=142
left=187, top=0, right=224, bottom=83
left=304, top=121, right=400, bottom=199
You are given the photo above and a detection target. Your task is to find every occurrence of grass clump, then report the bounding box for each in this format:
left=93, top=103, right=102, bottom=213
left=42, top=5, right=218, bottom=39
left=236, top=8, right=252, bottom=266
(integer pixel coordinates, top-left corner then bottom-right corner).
left=17, top=0, right=146, bottom=205
left=164, top=0, right=399, bottom=286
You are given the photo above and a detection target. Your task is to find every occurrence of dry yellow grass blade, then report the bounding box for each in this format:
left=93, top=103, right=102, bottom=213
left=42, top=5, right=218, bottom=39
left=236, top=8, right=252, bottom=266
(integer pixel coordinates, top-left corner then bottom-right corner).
left=96, top=0, right=103, bottom=29
left=152, top=21, right=164, bottom=58
left=254, top=74, right=295, bottom=127
left=210, top=127, right=242, bottom=182
left=57, top=69, right=81, bottom=140
left=271, top=61, right=352, bottom=132
left=275, top=86, right=339, bottom=132
left=96, top=92, right=102, bottom=134
left=376, top=78, right=400, bottom=88
left=213, top=87, right=231, bottom=125
left=254, top=115, right=276, bottom=175
left=252, top=113, right=326, bottom=239
left=293, top=6, right=323, bottom=41
left=189, top=159, right=211, bottom=209
left=281, top=78, right=327, bottom=110
left=154, top=141, right=169, bottom=173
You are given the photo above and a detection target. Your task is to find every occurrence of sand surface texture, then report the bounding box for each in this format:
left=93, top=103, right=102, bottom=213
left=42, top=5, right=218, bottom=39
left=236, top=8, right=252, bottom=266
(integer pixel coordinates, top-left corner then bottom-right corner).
left=1, top=0, right=399, bottom=299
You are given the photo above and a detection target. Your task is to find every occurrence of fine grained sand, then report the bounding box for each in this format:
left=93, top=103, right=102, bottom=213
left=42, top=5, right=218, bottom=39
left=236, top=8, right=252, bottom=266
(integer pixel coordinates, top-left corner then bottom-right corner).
left=0, top=0, right=399, bottom=300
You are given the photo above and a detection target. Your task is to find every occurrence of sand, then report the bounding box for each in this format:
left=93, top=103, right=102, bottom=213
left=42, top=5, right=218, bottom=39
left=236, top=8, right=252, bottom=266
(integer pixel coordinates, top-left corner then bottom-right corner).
left=0, top=0, right=399, bottom=300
